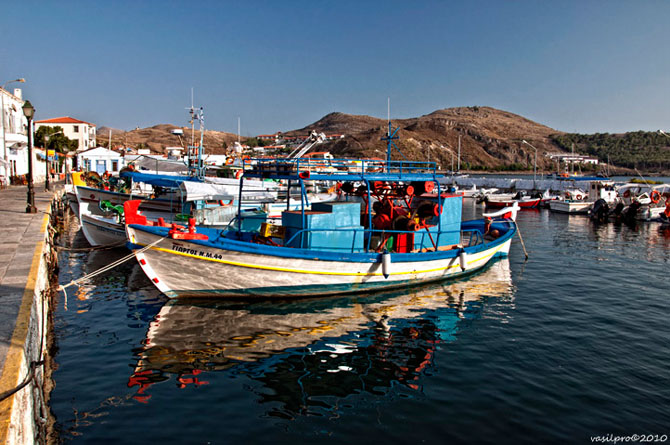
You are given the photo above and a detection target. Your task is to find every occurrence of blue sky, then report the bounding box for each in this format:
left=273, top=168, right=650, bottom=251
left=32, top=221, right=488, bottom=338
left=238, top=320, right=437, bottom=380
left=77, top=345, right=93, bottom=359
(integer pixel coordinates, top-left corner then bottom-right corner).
left=2, top=0, right=670, bottom=136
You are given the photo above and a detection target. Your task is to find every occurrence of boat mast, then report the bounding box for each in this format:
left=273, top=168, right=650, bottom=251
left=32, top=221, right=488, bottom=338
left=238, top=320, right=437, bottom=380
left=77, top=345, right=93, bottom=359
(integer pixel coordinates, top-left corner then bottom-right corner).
left=381, top=97, right=400, bottom=170
left=186, top=88, right=205, bottom=178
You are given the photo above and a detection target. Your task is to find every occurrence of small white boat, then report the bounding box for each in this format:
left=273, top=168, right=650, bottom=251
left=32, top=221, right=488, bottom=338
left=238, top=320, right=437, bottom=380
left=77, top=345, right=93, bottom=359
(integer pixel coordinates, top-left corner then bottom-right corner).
left=616, top=183, right=670, bottom=221
left=550, top=182, right=617, bottom=215
left=461, top=185, right=479, bottom=198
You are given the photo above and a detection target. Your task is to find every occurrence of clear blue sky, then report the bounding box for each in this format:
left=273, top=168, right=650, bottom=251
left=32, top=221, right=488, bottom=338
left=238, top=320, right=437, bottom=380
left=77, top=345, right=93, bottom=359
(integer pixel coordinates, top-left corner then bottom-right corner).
left=3, top=0, right=670, bottom=136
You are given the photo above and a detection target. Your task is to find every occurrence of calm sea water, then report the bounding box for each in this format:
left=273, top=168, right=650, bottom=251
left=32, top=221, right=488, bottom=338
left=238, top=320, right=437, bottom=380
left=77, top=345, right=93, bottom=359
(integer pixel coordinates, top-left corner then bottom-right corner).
left=51, top=200, right=670, bottom=444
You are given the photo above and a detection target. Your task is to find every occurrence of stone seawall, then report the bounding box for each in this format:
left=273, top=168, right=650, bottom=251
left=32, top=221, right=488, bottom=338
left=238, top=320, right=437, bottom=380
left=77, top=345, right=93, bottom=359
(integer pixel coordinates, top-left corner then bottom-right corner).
left=0, top=190, right=61, bottom=444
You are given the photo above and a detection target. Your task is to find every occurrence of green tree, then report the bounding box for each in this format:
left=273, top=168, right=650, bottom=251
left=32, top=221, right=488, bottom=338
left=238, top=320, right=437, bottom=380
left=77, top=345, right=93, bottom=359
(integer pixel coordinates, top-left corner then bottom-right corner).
left=34, top=126, right=78, bottom=153
left=245, top=137, right=259, bottom=148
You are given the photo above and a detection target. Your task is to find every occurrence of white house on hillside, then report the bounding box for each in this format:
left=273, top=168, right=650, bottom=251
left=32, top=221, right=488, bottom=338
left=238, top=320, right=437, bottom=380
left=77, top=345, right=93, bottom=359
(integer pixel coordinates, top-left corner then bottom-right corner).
left=35, top=116, right=96, bottom=151
left=78, top=147, right=124, bottom=174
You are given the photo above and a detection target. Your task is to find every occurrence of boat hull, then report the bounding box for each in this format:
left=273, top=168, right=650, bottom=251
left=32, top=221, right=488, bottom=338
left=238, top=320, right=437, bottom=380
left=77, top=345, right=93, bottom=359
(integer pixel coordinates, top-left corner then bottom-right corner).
left=76, top=186, right=181, bottom=215
left=486, top=198, right=540, bottom=209
left=126, top=222, right=514, bottom=298
left=548, top=200, right=592, bottom=214
left=80, top=212, right=126, bottom=247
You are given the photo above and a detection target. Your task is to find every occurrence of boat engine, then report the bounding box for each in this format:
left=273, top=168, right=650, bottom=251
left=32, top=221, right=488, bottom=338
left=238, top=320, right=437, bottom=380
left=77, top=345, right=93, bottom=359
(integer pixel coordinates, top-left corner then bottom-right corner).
left=590, top=199, right=610, bottom=223
left=619, top=201, right=641, bottom=225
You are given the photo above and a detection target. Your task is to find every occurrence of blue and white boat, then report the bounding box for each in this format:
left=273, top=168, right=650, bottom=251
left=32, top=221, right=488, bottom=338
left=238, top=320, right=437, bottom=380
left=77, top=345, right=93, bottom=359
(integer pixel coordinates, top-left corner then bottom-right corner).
left=125, top=158, right=519, bottom=298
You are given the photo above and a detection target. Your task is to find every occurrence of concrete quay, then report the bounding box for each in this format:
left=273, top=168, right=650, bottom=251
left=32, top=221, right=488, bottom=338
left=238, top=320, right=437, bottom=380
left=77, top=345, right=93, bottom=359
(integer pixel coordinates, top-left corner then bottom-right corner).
left=0, top=183, right=61, bottom=444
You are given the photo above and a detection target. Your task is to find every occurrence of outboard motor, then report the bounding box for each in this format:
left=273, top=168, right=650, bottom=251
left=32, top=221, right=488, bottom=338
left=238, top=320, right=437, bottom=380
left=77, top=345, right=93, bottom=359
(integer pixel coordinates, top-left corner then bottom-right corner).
left=512, top=190, right=526, bottom=200
left=590, top=199, right=610, bottom=223
left=621, top=201, right=642, bottom=226
left=612, top=202, right=624, bottom=217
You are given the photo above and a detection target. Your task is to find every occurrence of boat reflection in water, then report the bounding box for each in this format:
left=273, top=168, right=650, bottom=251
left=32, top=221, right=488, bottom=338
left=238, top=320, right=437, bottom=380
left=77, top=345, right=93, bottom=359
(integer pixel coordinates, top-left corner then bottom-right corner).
left=129, top=259, right=514, bottom=415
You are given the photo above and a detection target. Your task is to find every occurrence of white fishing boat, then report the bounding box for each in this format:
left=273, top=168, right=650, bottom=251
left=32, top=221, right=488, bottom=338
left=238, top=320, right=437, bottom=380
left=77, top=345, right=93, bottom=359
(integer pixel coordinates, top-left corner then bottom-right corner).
left=549, top=181, right=617, bottom=215
left=77, top=175, right=278, bottom=246
left=615, top=183, right=670, bottom=221
left=126, top=158, right=519, bottom=299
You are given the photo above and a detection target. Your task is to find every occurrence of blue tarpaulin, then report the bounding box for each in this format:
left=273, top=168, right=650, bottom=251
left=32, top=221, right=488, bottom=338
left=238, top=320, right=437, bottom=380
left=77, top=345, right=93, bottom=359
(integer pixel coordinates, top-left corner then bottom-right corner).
left=120, top=171, right=202, bottom=188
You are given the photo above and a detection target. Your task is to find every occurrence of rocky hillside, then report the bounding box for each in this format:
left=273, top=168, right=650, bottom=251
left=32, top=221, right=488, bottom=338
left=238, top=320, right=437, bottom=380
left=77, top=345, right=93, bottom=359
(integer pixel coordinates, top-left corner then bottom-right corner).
left=288, top=107, right=564, bottom=171
left=98, top=107, right=646, bottom=173
left=98, top=124, right=239, bottom=154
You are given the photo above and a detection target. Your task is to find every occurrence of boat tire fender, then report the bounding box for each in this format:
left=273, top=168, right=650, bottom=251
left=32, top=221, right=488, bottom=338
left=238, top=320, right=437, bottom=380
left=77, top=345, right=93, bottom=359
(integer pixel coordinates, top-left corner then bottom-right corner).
left=381, top=251, right=391, bottom=279
left=459, top=249, right=468, bottom=271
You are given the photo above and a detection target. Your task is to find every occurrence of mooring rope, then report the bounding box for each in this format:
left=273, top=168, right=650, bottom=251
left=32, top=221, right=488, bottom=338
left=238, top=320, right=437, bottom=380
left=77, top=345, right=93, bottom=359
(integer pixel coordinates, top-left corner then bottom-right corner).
left=58, top=237, right=166, bottom=308
left=54, top=241, right=127, bottom=252
left=515, top=222, right=529, bottom=260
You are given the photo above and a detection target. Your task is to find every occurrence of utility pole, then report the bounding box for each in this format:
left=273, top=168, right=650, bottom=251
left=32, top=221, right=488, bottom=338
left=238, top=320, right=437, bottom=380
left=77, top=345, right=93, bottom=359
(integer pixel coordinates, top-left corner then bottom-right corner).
left=457, top=135, right=461, bottom=172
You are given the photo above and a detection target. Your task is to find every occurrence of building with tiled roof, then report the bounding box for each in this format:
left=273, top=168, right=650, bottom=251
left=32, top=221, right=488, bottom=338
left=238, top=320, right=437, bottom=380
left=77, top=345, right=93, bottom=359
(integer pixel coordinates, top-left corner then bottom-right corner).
left=35, top=116, right=96, bottom=151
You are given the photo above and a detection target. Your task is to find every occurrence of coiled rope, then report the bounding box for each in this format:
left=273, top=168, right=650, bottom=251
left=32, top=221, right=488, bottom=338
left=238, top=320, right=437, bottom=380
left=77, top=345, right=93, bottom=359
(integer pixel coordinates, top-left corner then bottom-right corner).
left=58, top=237, right=166, bottom=309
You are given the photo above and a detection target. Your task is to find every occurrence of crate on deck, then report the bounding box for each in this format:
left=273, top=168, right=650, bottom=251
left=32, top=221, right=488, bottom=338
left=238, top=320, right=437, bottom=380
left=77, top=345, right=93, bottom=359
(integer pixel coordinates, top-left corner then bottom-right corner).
left=282, top=202, right=364, bottom=252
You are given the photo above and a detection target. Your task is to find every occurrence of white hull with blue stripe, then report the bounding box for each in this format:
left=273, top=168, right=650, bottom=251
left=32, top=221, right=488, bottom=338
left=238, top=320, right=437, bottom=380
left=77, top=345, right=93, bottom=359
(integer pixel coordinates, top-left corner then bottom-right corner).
left=126, top=216, right=515, bottom=298
left=125, top=157, right=520, bottom=299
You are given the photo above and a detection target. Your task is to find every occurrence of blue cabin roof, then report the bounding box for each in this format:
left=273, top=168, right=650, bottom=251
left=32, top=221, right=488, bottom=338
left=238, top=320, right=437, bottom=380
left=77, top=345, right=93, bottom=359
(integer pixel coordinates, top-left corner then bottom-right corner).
left=120, top=171, right=203, bottom=188
left=243, top=158, right=444, bottom=182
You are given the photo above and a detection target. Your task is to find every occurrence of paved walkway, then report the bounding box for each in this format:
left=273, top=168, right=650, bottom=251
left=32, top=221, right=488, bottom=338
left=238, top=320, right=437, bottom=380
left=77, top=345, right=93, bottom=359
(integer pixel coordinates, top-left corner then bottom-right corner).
left=0, top=182, right=61, bottom=373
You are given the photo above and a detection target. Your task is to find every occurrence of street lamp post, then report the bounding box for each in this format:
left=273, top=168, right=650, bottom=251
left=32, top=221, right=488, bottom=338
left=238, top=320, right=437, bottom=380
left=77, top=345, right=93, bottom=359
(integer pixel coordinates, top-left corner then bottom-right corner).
left=22, top=100, right=36, bottom=213
left=44, top=130, right=62, bottom=191
left=440, top=145, right=455, bottom=174
left=1, top=78, right=26, bottom=183
left=522, top=139, right=538, bottom=185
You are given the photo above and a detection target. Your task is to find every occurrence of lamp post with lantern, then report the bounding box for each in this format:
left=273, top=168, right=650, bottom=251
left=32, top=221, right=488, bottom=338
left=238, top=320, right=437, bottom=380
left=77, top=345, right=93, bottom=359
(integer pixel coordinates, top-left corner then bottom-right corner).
left=22, top=100, right=36, bottom=213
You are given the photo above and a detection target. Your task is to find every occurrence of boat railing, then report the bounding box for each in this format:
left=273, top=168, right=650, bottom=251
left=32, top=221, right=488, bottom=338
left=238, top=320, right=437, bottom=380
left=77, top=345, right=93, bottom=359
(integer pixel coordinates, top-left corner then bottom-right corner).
left=245, top=157, right=437, bottom=179
left=224, top=217, right=482, bottom=253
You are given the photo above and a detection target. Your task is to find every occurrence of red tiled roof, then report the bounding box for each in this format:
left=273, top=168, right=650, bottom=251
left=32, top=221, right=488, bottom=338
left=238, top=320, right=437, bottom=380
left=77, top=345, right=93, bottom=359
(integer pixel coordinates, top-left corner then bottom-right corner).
left=35, top=116, right=96, bottom=126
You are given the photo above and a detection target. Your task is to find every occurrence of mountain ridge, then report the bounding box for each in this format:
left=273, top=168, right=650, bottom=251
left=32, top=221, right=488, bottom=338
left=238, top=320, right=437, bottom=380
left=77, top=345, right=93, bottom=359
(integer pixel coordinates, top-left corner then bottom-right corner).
left=95, top=106, right=668, bottom=173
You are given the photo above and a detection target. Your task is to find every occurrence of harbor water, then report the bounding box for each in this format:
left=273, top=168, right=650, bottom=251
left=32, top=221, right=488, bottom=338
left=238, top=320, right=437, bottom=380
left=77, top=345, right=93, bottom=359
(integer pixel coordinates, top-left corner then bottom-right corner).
left=50, top=199, right=670, bottom=443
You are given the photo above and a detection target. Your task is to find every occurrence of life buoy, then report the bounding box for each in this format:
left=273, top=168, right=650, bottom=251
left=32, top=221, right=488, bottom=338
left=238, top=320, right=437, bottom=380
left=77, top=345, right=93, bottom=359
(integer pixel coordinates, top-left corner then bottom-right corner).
left=218, top=199, right=233, bottom=207
left=235, top=170, right=243, bottom=179
left=650, top=190, right=661, bottom=204
left=225, top=157, right=234, bottom=165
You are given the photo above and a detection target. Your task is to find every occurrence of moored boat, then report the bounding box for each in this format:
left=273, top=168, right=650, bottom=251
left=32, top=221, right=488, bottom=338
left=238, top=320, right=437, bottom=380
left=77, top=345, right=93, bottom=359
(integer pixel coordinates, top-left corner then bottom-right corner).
left=485, top=190, right=541, bottom=209
left=615, top=183, right=670, bottom=221
left=126, top=158, right=519, bottom=299
left=550, top=181, right=617, bottom=215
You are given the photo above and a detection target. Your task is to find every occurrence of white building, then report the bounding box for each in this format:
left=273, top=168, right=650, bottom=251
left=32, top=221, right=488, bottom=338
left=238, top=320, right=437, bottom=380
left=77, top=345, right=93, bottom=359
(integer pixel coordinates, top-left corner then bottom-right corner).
left=546, top=153, right=599, bottom=165
left=0, top=86, right=28, bottom=185
left=35, top=116, right=96, bottom=151
left=77, top=147, right=124, bottom=174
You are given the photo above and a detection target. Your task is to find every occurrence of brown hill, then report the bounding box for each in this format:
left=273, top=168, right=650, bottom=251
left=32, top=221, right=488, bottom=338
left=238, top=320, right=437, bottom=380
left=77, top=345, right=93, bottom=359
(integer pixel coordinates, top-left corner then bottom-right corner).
left=304, top=107, right=564, bottom=170
left=98, top=107, right=577, bottom=171
left=101, top=124, right=239, bottom=154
